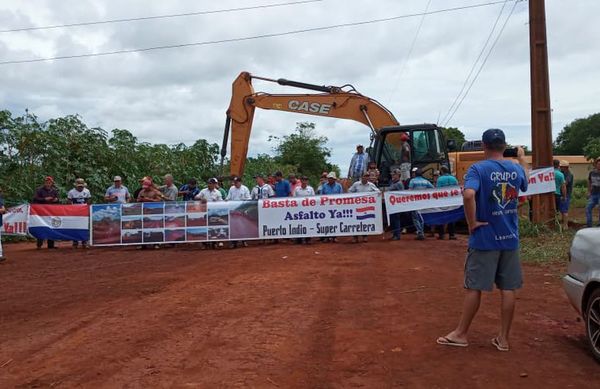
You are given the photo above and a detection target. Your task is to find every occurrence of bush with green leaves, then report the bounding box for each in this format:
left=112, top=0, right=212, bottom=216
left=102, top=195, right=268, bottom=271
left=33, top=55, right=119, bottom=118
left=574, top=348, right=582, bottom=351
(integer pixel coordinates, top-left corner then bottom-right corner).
left=0, top=110, right=219, bottom=204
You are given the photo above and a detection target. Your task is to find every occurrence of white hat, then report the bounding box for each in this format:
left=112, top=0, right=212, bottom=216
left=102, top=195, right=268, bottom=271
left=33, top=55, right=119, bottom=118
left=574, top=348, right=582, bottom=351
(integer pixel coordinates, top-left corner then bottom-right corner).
left=326, top=172, right=337, bottom=179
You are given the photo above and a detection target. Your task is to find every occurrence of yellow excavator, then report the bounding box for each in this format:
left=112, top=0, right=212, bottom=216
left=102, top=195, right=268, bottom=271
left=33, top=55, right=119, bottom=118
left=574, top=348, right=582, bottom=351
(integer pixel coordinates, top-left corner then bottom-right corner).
left=220, top=71, right=456, bottom=185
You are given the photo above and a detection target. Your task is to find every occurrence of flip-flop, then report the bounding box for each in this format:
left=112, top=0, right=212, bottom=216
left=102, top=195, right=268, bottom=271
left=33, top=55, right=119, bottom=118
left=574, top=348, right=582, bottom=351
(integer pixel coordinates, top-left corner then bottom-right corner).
left=436, top=336, right=468, bottom=348
left=491, top=337, right=509, bottom=352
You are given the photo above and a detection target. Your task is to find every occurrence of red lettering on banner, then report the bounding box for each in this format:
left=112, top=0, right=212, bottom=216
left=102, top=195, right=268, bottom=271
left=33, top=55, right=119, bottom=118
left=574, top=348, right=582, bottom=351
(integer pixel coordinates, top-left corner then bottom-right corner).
left=319, top=196, right=376, bottom=206
left=262, top=199, right=299, bottom=208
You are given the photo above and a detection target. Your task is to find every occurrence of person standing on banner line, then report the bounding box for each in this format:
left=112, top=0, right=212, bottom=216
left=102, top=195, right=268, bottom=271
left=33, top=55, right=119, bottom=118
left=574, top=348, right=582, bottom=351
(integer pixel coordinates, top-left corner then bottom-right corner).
left=586, top=158, right=600, bottom=227
left=320, top=172, right=343, bottom=195
left=105, top=176, right=130, bottom=204
left=226, top=177, right=251, bottom=201
left=196, top=178, right=223, bottom=202
left=273, top=171, right=292, bottom=197
left=437, top=129, right=528, bottom=352
left=388, top=169, right=405, bottom=241
left=251, top=174, right=275, bottom=200
left=316, top=172, right=328, bottom=194
left=293, top=176, right=315, bottom=245
left=159, top=174, right=178, bottom=201
left=408, top=168, right=433, bottom=241
left=226, top=177, right=251, bottom=249
left=553, top=159, right=567, bottom=222
left=436, top=166, right=459, bottom=240
left=319, top=172, right=342, bottom=242
left=367, top=161, right=381, bottom=186
left=215, top=179, right=228, bottom=199
left=288, top=174, right=302, bottom=194
left=32, top=176, right=59, bottom=249
left=559, top=160, right=573, bottom=230
left=0, top=187, right=6, bottom=262
left=348, top=144, right=370, bottom=183
left=67, top=178, right=91, bottom=249
left=137, top=178, right=165, bottom=202
left=179, top=178, right=200, bottom=201
left=348, top=172, right=380, bottom=243
left=294, top=176, right=315, bottom=197
left=196, top=178, right=224, bottom=249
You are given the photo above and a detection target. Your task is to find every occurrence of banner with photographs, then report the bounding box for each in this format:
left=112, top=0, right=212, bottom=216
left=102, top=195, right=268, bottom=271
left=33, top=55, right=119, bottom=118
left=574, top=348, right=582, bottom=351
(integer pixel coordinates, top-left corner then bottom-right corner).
left=90, top=200, right=259, bottom=246
left=257, top=192, right=384, bottom=239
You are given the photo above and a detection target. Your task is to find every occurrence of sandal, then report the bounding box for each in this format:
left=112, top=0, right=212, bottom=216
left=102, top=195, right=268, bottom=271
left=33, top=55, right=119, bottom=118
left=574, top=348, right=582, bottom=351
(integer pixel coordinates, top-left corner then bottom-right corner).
left=436, top=336, right=468, bottom=348
left=491, top=337, right=509, bottom=352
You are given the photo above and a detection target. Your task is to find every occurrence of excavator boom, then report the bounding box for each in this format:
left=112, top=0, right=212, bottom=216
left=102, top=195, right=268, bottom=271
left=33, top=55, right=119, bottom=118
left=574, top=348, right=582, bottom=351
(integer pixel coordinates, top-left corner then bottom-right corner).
left=222, top=71, right=399, bottom=177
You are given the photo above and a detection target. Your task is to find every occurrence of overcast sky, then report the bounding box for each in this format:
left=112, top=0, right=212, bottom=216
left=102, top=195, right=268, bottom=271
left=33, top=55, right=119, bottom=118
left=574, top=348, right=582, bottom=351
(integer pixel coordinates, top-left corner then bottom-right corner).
left=1, top=0, right=598, bottom=173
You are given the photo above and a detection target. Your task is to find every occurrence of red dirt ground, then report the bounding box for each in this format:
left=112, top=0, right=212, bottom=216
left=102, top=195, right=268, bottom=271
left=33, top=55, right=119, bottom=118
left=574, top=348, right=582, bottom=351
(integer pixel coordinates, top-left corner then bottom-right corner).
left=0, top=236, right=598, bottom=388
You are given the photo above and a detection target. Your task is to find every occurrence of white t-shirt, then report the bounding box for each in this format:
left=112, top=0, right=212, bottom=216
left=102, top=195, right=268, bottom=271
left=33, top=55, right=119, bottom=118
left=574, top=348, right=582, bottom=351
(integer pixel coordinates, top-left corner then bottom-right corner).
left=251, top=184, right=275, bottom=200
left=294, top=185, right=315, bottom=197
left=195, top=188, right=223, bottom=202
left=68, top=188, right=91, bottom=204
left=226, top=185, right=251, bottom=201
left=348, top=181, right=380, bottom=193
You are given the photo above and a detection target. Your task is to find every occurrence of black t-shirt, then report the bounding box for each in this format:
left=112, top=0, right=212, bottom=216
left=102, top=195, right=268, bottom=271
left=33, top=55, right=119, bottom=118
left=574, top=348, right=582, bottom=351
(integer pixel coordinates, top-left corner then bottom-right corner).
left=590, top=170, right=600, bottom=195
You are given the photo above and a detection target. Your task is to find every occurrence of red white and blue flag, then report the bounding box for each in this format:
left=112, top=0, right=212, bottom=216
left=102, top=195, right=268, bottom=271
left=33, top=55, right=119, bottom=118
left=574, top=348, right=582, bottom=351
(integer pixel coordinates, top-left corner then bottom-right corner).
left=28, top=204, right=90, bottom=241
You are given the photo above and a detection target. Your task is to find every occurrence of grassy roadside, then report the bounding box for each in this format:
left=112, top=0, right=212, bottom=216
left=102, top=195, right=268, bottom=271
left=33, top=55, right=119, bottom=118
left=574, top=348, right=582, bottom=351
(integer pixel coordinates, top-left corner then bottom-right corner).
left=519, top=218, right=576, bottom=264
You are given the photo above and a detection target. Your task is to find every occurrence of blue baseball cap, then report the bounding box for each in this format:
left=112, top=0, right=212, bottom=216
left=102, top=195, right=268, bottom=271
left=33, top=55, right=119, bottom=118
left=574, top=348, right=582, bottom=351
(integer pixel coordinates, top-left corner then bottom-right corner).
left=482, top=128, right=506, bottom=145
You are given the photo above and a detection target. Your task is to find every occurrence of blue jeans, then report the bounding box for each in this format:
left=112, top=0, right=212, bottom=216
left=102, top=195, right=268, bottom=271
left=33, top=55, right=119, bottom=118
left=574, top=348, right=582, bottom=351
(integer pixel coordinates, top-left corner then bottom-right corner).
left=390, top=213, right=402, bottom=238
left=586, top=193, right=600, bottom=227
left=412, top=211, right=424, bottom=236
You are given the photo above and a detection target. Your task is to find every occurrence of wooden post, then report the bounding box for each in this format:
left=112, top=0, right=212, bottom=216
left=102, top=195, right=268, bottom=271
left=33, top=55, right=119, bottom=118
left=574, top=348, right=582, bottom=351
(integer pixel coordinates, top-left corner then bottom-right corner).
left=529, top=0, right=555, bottom=224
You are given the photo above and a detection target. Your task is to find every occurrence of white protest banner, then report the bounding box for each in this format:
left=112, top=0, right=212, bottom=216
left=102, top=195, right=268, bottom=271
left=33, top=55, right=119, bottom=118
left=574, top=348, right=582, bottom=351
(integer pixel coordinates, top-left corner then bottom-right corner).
left=520, top=167, right=555, bottom=196
left=258, top=192, right=384, bottom=239
left=384, top=167, right=556, bottom=217
left=385, top=186, right=463, bottom=214
left=1, top=204, right=29, bottom=236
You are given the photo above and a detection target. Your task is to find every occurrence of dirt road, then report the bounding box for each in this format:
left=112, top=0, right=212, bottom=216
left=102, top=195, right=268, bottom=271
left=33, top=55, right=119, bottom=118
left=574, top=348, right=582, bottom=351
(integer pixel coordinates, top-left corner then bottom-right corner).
left=0, top=237, right=598, bottom=388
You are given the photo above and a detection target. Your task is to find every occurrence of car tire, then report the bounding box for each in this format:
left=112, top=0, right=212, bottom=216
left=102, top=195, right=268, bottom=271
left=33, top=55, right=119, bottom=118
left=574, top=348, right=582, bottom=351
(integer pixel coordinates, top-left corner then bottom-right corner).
left=585, top=288, right=600, bottom=363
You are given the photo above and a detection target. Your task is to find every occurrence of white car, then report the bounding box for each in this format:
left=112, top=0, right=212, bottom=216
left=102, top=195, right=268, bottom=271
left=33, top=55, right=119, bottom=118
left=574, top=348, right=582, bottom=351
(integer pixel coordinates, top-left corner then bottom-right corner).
left=563, top=227, right=600, bottom=362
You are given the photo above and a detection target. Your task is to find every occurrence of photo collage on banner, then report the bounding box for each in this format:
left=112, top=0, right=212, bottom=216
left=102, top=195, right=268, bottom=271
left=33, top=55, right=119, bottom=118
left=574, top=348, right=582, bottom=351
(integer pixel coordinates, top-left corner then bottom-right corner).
left=91, top=200, right=260, bottom=246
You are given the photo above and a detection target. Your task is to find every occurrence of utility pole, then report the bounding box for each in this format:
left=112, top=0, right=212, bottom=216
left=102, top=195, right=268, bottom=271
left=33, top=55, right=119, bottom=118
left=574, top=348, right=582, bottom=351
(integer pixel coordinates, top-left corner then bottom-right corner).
left=529, top=0, right=554, bottom=224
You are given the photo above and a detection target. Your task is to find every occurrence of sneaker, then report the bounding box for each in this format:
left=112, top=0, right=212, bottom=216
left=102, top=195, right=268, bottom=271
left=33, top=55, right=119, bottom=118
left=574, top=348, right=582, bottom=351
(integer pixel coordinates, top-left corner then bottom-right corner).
left=415, top=234, right=425, bottom=241
left=391, top=236, right=400, bottom=241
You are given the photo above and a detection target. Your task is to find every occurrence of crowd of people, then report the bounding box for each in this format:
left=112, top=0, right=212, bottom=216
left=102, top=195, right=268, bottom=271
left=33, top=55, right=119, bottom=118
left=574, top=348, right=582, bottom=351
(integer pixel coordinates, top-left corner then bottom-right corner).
left=2, top=141, right=599, bottom=259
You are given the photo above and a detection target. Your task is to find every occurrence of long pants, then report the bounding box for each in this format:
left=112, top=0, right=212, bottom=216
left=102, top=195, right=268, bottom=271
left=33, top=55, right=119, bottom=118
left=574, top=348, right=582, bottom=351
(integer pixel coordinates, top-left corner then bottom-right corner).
left=390, top=213, right=402, bottom=238
left=37, top=239, right=55, bottom=248
left=0, top=229, right=3, bottom=257
left=412, top=211, right=424, bottom=236
left=437, top=223, right=456, bottom=238
left=586, top=193, right=600, bottom=227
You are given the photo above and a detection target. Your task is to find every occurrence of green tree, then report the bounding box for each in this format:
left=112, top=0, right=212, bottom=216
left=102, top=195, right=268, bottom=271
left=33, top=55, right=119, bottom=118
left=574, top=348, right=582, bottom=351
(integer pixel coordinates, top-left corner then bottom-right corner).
left=554, top=113, right=600, bottom=155
left=583, top=137, right=600, bottom=161
left=271, top=122, right=338, bottom=182
left=441, top=127, right=466, bottom=148
left=0, top=109, right=220, bottom=204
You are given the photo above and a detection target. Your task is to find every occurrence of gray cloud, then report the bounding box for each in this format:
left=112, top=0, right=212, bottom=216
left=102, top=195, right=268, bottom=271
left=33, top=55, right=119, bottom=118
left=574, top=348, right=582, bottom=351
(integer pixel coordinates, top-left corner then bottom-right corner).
left=1, top=0, right=598, bottom=173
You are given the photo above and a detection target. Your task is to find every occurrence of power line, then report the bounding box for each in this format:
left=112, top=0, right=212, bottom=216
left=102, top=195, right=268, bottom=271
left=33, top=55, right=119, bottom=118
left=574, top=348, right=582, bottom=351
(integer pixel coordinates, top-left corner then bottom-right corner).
left=386, top=0, right=433, bottom=105
left=442, top=0, right=519, bottom=127
left=0, top=0, right=511, bottom=66
left=0, top=0, right=323, bottom=33
left=439, top=0, right=510, bottom=126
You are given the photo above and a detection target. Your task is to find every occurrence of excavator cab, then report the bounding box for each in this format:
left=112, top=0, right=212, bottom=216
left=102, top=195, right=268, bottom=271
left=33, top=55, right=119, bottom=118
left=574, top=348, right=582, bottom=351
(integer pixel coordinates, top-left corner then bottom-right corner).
left=373, top=124, right=452, bottom=186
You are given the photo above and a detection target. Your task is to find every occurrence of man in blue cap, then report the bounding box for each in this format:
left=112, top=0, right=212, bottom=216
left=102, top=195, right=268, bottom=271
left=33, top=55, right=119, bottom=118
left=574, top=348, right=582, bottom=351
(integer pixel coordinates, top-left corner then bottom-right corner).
left=437, top=129, right=528, bottom=352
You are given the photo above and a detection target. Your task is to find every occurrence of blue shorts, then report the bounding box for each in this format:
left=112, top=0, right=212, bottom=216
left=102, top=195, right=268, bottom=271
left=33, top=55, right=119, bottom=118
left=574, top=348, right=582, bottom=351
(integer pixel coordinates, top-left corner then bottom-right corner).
left=559, top=196, right=570, bottom=213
